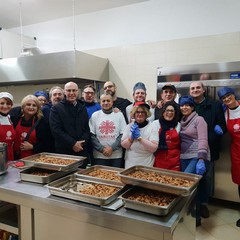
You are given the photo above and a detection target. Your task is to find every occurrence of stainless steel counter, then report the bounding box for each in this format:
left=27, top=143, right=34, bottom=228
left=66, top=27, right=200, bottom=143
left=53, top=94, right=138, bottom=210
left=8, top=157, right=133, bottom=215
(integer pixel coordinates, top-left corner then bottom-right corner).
left=0, top=167, right=196, bottom=240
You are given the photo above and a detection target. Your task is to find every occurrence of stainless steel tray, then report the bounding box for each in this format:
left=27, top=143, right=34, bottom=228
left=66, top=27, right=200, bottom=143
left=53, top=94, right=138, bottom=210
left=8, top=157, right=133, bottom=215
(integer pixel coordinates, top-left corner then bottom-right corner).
left=119, top=165, right=202, bottom=196
left=20, top=167, right=74, bottom=184
left=119, top=187, right=181, bottom=216
left=20, top=152, right=86, bottom=171
left=75, top=165, right=124, bottom=186
left=47, top=175, right=124, bottom=206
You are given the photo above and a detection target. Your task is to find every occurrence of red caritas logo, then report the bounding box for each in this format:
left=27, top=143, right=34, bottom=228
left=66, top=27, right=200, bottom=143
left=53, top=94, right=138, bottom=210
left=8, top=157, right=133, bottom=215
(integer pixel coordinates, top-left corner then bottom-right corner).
left=99, top=120, right=115, bottom=134
left=233, top=124, right=240, bottom=132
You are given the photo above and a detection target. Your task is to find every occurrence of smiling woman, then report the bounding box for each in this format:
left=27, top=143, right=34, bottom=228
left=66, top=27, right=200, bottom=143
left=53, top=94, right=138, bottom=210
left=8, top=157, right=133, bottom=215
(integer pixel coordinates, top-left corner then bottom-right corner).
left=10, top=94, right=54, bottom=160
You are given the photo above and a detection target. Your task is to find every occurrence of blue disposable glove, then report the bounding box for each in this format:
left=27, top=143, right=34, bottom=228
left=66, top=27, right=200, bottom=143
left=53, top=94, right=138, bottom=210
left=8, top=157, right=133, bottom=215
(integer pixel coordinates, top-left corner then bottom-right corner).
left=196, top=159, right=206, bottom=175
left=214, top=125, right=223, bottom=135
left=130, top=123, right=140, bottom=139
left=132, top=127, right=141, bottom=139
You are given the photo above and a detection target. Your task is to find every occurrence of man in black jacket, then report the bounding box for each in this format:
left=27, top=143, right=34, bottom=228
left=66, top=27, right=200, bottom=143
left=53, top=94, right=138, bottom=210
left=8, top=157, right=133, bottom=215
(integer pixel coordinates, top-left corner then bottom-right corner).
left=189, top=80, right=227, bottom=223
left=49, top=81, right=90, bottom=168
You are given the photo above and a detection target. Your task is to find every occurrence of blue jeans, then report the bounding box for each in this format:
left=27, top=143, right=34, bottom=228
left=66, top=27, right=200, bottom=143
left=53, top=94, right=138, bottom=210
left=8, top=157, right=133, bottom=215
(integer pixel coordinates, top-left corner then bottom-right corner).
left=180, top=158, right=209, bottom=221
left=180, top=158, right=198, bottom=174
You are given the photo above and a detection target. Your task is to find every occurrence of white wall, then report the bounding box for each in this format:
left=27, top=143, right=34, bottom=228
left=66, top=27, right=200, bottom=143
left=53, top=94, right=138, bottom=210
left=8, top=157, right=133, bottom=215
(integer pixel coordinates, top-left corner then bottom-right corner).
left=11, top=0, right=240, bottom=53
left=5, top=0, right=240, bottom=101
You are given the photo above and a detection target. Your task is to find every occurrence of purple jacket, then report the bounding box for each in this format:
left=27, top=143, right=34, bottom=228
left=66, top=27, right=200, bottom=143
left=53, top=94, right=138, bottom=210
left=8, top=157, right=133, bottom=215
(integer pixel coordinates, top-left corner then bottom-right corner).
left=180, top=111, right=210, bottom=160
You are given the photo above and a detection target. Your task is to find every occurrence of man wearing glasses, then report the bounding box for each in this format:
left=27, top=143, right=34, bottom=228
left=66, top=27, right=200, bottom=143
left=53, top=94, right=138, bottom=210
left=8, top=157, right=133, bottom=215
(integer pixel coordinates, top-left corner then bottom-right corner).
left=103, top=81, right=132, bottom=123
left=189, top=80, right=226, bottom=223
left=49, top=81, right=90, bottom=168
left=82, top=84, right=101, bottom=119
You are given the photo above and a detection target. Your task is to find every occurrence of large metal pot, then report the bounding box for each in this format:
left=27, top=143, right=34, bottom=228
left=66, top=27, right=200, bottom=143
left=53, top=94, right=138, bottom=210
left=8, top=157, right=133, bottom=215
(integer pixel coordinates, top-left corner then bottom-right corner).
left=0, top=142, right=8, bottom=175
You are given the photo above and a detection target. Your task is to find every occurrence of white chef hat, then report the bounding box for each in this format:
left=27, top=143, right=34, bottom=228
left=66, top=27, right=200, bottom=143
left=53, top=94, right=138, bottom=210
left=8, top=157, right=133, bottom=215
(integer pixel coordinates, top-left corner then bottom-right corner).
left=0, top=92, right=14, bottom=102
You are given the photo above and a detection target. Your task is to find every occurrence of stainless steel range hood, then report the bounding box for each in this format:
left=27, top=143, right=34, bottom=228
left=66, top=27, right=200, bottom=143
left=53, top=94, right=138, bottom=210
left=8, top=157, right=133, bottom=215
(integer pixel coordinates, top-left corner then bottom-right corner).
left=0, top=50, right=109, bottom=86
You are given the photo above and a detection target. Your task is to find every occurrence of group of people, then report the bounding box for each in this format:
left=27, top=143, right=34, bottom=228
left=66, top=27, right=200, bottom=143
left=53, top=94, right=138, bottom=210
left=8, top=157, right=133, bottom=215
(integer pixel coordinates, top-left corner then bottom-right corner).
left=0, top=77, right=239, bottom=228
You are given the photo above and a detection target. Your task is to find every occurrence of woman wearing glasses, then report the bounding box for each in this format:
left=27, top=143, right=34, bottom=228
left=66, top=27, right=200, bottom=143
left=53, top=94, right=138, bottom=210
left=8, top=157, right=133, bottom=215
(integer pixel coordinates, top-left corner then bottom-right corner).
left=217, top=87, right=240, bottom=227
left=152, top=101, right=181, bottom=171
left=121, top=102, right=158, bottom=168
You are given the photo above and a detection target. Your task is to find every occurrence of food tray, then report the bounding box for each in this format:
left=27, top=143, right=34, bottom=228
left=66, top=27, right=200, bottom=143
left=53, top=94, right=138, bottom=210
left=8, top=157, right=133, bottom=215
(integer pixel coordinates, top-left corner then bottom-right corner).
left=20, top=167, right=74, bottom=184
left=75, top=165, right=124, bottom=186
left=119, top=187, right=181, bottom=216
left=20, top=152, right=86, bottom=171
left=119, top=165, right=202, bottom=196
left=47, top=174, right=125, bottom=206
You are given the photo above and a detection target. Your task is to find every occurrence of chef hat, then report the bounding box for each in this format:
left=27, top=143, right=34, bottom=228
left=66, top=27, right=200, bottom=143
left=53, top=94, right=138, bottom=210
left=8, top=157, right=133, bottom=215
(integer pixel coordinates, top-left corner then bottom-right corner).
left=34, top=91, right=49, bottom=100
left=217, top=87, right=235, bottom=100
left=133, top=82, right=146, bottom=93
left=179, top=95, right=195, bottom=106
left=0, top=92, right=14, bottom=102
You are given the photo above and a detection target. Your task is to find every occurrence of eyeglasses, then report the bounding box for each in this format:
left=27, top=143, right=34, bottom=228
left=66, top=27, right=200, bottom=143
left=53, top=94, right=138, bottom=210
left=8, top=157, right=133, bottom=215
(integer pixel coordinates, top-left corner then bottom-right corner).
left=222, top=93, right=232, bottom=101
left=135, top=111, right=146, bottom=114
left=165, top=109, right=175, bottom=113
left=83, top=91, right=94, bottom=95
left=104, top=85, right=114, bottom=90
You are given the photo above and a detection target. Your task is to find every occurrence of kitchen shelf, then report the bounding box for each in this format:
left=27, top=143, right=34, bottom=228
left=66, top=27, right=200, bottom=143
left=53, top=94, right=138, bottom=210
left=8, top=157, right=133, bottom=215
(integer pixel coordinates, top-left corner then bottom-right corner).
left=0, top=202, right=19, bottom=235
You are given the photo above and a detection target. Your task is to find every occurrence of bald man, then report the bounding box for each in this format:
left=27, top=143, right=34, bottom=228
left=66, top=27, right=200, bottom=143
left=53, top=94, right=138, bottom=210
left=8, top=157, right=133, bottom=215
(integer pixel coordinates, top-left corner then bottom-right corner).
left=49, top=81, right=90, bottom=168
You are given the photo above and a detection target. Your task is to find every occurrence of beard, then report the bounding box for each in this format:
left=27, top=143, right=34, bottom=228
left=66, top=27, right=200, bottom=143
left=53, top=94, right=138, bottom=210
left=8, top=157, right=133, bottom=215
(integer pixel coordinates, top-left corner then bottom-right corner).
left=106, top=90, right=115, bottom=97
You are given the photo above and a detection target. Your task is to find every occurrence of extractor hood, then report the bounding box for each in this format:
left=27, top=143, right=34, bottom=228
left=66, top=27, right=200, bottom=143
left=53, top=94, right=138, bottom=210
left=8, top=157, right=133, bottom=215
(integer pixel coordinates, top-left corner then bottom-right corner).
left=0, top=50, right=109, bottom=86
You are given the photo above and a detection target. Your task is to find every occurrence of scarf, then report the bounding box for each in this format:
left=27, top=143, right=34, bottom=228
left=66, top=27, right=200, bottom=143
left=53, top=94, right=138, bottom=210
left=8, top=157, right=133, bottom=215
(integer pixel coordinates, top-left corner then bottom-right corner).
left=158, top=118, right=177, bottom=150
left=135, top=120, right=148, bottom=128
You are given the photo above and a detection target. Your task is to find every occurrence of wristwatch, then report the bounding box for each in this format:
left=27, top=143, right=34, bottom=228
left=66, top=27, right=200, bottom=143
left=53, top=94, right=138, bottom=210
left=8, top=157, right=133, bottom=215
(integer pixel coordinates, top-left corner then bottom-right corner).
left=137, top=137, right=143, bottom=141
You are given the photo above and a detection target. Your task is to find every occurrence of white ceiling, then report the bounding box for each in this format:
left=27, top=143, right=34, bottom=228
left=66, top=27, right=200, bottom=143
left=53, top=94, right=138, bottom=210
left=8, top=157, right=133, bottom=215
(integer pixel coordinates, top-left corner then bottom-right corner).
left=0, top=0, right=147, bottom=29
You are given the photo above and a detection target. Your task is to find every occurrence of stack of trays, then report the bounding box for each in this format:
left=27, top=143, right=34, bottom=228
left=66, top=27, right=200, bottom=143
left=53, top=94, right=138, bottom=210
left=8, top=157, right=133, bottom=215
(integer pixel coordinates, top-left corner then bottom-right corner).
left=19, top=152, right=86, bottom=184
left=47, top=174, right=125, bottom=206
left=74, top=165, right=124, bottom=186
left=118, top=165, right=202, bottom=216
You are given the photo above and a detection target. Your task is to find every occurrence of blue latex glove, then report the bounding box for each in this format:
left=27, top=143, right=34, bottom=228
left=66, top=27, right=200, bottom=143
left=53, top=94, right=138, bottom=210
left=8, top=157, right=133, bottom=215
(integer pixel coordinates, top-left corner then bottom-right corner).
left=130, top=123, right=140, bottom=139
left=214, top=125, right=223, bottom=135
left=196, top=159, right=206, bottom=175
left=132, top=127, right=141, bottom=139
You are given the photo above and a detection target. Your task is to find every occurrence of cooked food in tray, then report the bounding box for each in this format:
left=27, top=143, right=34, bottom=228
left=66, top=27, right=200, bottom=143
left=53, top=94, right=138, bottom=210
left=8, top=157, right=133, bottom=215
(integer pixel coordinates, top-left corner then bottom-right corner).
left=21, top=152, right=86, bottom=171
left=69, top=182, right=120, bottom=198
left=120, top=187, right=181, bottom=216
left=20, top=167, right=72, bottom=184
left=75, top=165, right=123, bottom=185
left=128, top=170, right=194, bottom=187
left=47, top=175, right=124, bottom=206
left=126, top=188, right=176, bottom=206
left=30, top=156, right=77, bottom=165
left=119, top=165, right=202, bottom=196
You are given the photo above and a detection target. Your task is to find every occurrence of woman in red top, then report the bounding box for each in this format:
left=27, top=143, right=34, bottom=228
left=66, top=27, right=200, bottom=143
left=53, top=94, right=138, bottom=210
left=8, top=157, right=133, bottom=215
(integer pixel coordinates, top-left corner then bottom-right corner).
left=12, top=95, right=53, bottom=159
left=152, top=101, right=181, bottom=171
left=218, top=87, right=240, bottom=227
left=0, top=92, right=16, bottom=161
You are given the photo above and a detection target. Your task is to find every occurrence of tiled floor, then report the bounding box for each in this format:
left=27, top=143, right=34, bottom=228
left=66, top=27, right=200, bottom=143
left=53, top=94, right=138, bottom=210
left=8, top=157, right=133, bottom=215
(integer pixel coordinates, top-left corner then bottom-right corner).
left=196, top=199, right=240, bottom=240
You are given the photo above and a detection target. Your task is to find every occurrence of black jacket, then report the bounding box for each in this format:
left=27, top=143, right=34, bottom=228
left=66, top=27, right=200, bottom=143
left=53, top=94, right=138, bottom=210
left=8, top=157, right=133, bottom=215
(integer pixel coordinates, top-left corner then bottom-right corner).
left=49, top=99, right=90, bottom=157
left=194, top=98, right=227, bottom=161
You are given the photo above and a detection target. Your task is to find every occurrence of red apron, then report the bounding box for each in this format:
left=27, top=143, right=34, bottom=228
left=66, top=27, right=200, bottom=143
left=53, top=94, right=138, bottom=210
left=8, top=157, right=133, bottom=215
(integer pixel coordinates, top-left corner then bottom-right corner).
left=14, top=118, right=37, bottom=159
left=154, top=128, right=181, bottom=171
left=226, top=109, right=240, bottom=184
left=0, top=118, right=16, bottom=161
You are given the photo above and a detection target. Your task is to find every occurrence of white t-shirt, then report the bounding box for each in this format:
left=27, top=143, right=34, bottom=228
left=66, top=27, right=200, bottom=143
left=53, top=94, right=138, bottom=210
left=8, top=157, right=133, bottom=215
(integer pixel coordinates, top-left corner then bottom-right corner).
left=122, top=121, right=159, bottom=168
left=89, top=110, right=126, bottom=159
